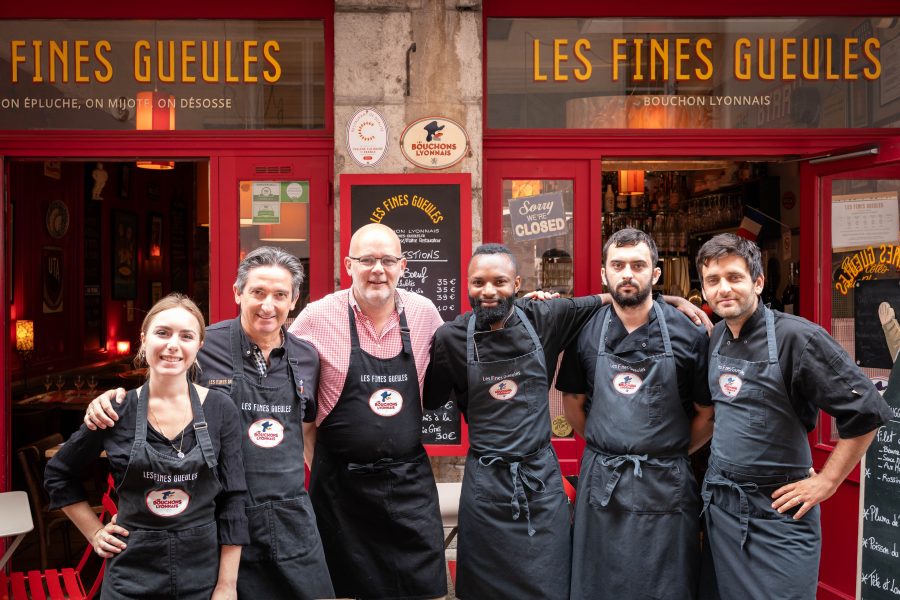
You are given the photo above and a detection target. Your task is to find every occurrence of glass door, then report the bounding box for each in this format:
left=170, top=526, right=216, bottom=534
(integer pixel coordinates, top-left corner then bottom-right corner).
left=214, top=155, right=332, bottom=323
left=485, top=157, right=597, bottom=475
left=802, top=143, right=900, bottom=598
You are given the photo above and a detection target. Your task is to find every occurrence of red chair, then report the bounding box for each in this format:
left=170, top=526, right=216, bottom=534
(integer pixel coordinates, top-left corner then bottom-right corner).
left=1, top=474, right=117, bottom=600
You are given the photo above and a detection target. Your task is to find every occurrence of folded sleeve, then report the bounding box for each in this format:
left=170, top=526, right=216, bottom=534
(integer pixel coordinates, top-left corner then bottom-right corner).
left=213, top=392, right=250, bottom=546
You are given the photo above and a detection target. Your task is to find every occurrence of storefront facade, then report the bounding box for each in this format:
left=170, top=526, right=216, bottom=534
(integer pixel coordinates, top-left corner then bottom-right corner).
left=2, top=1, right=899, bottom=597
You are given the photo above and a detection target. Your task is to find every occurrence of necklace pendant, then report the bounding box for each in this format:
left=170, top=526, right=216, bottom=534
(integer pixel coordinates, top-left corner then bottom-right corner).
left=177, top=451, right=185, bottom=459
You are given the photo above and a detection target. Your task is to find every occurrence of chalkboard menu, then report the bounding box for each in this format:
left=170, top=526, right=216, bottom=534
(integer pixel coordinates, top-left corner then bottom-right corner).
left=856, top=279, right=900, bottom=369
left=343, top=175, right=471, bottom=450
left=858, top=361, right=900, bottom=599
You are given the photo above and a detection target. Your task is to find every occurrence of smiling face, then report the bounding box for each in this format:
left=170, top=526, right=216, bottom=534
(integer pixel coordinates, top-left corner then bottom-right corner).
left=233, top=264, right=297, bottom=342
left=345, top=224, right=407, bottom=311
left=140, top=307, right=203, bottom=379
left=601, top=242, right=659, bottom=309
left=468, top=253, right=521, bottom=329
left=700, top=253, right=764, bottom=322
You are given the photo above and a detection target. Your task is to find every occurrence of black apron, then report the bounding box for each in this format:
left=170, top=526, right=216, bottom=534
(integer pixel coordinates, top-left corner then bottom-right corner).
left=103, top=383, right=221, bottom=600
left=309, top=306, right=446, bottom=600
left=700, top=307, right=820, bottom=600
left=456, top=307, right=571, bottom=600
left=227, top=320, right=334, bottom=600
left=571, top=302, right=700, bottom=600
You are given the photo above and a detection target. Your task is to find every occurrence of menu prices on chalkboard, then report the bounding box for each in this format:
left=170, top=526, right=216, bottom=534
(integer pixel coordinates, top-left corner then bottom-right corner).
left=347, top=181, right=464, bottom=446
left=859, top=363, right=900, bottom=599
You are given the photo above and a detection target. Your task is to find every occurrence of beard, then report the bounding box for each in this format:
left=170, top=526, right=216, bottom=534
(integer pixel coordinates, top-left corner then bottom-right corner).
left=611, top=280, right=652, bottom=307
left=470, top=295, right=516, bottom=329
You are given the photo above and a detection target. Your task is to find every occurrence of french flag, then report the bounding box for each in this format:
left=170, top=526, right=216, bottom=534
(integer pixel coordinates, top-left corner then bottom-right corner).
left=737, top=206, right=767, bottom=241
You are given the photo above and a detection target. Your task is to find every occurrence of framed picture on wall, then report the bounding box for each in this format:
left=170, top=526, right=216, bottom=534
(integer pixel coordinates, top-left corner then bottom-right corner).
left=112, top=210, right=137, bottom=299
left=42, top=246, right=64, bottom=314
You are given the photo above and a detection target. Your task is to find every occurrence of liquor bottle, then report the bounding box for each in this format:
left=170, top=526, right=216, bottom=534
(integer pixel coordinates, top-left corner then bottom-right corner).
left=762, top=257, right=783, bottom=311
left=782, top=262, right=799, bottom=315
left=604, top=184, right=615, bottom=212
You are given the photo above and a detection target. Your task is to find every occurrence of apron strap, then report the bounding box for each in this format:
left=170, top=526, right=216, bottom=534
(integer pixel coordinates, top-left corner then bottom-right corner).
left=596, top=453, right=648, bottom=507
left=478, top=454, right=547, bottom=537
left=188, top=382, right=217, bottom=469
left=347, top=303, right=413, bottom=356
left=653, top=301, right=674, bottom=357
left=701, top=472, right=759, bottom=549
left=228, top=318, right=247, bottom=381
left=135, top=384, right=150, bottom=444
left=466, top=306, right=542, bottom=365
left=764, top=307, right=779, bottom=365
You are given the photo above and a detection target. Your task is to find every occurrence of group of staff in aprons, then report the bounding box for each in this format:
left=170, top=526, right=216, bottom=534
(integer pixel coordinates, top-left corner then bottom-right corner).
left=58, top=225, right=890, bottom=600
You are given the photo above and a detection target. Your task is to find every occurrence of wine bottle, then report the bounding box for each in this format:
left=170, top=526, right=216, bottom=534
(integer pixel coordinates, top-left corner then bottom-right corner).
left=782, top=262, right=799, bottom=315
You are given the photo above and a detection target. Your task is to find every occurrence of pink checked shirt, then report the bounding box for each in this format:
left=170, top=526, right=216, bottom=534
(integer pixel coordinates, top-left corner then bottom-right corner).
left=289, top=288, right=444, bottom=425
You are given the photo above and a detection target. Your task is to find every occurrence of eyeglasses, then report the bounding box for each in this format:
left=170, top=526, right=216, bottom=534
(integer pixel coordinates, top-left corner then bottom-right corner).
left=348, top=255, right=403, bottom=268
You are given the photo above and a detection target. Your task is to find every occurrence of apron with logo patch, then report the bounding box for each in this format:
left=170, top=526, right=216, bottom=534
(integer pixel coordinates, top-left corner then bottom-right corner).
left=572, top=301, right=700, bottom=600
left=227, top=319, right=334, bottom=600
left=700, top=307, right=819, bottom=600
left=310, top=306, right=446, bottom=600
left=456, top=307, right=571, bottom=600
left=103, top=382, right=221, bottom=600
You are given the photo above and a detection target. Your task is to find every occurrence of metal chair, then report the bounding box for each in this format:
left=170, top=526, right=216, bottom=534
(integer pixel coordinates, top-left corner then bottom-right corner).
left=0, top=474, right=117, bottom=600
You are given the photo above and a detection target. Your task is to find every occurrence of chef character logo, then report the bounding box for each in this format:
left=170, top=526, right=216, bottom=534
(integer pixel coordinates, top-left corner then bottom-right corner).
left=613, top=372, right=642, bottom=395
left=719, top=374, right=743, bottom=398
left=423, top=120, right=445, bottom=142
left=369, top=388, right=403, bottom=417
left=146, top=488, right=190, bottom=517
left=248, top=418, right=285, bottom=448
left=489, top=379, right=518, bottom=400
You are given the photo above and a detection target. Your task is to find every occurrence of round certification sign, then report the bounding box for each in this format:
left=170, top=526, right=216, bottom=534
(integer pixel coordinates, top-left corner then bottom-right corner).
left=248, top=418, right=285, bottom=448
left=369, top=388, right=403, bottom=417
left=489, top=379, right=518, bottom=400
left=347, top=107, right=389, bottom=167
left=718, top=374, right=743, bottom=398
left=612, top=372, right=642, bottom=395
left=146, top=489, right=190, bottom=517
left=399, top=116, right=469, bottom=170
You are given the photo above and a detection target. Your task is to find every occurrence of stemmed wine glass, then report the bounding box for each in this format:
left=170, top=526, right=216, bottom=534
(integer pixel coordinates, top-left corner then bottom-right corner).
left=87, top=376, right=97, bottom=394
left=74, top=375, right=84, bottom=391
left=44, top=375, right=53, bottom=394
left=55, top=375, right=65, bottom=393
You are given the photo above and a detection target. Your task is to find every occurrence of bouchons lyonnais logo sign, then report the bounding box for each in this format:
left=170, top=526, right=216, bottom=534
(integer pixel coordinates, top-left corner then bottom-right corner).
left=369, top=388, right=404, bottom=417
left=399, top=116, right=469, bottom=170
left=248, top=418, right=285, bottom=448
left=719, top=374, right=743, bottom=398
left=489, top=379, right=518, bottom=400
left=612, top=372, right=643, bottom=395
left=146, top=488, right=190, bottom=517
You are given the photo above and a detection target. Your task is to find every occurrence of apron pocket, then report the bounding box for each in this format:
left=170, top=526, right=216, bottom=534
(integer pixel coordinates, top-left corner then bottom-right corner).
left=272, top=497, right=319, bottom=560
left=631, top=462, right=683, bottom=514
left=747, top=389, right=767, bottom=428
left=473, top=458, right=514, bottom=504
left=106, top=529, right=171, bottom=596
left=646, top=385, right=662, bottom=425
left=587, top=460, right=630, bottom=512
left=173, top=522, right=219, bottom=596
left=243, top=502, right=274, bottom=562
left=390, top=458, right=439, bottom=518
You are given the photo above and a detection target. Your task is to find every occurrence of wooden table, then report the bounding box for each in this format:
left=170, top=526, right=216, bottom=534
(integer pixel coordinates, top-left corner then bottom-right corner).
left=0, top=491, right=34, bottom=571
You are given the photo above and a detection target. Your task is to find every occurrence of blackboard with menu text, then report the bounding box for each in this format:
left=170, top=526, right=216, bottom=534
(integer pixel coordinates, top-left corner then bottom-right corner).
left=341, top=174, right=471, bottom=454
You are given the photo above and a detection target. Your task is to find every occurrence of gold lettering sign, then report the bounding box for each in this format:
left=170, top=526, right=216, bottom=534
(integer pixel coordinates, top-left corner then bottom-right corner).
left=835, top=244, right=900, bottom=295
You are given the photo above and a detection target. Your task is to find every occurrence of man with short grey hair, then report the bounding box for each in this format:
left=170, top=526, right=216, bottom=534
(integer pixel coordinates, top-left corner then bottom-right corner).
left=84, top=246, right=334, bottom=600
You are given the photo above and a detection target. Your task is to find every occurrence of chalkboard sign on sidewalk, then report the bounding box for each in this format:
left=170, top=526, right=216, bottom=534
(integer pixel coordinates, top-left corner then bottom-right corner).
left=341, top=174, right=471, bottom=455
left=858, top=358, right=900, bottom=599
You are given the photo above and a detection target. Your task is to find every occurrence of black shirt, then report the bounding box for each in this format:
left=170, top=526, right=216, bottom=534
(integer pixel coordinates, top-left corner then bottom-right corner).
left=199, top=317, right=318, bottom=423
left=556, top=299, right=711, bottom=415
left=711, top=303, right=892, bottom=438
left=423, top=295, right=604, bottom=416
left=44, top=387, right=249, bottom=546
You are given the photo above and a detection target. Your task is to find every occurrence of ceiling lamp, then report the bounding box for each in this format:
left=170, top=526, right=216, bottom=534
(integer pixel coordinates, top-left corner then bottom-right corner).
left=618, top=170, right=645, bottom=195
left=136, top=90, right=175, bottom=170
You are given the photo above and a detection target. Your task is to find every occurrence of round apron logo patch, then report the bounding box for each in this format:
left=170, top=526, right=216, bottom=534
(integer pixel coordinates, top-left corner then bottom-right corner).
left=146, top=489, right=190, bottom=517
left=489, top=379, right=518, bottom=400
left=719, top=374, right=743, bottom=398
left=369, top=388, right=403, bottom=417
left=612, top=372, right=642, bottom=395
left=248, top=418, right=285, bottom=448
